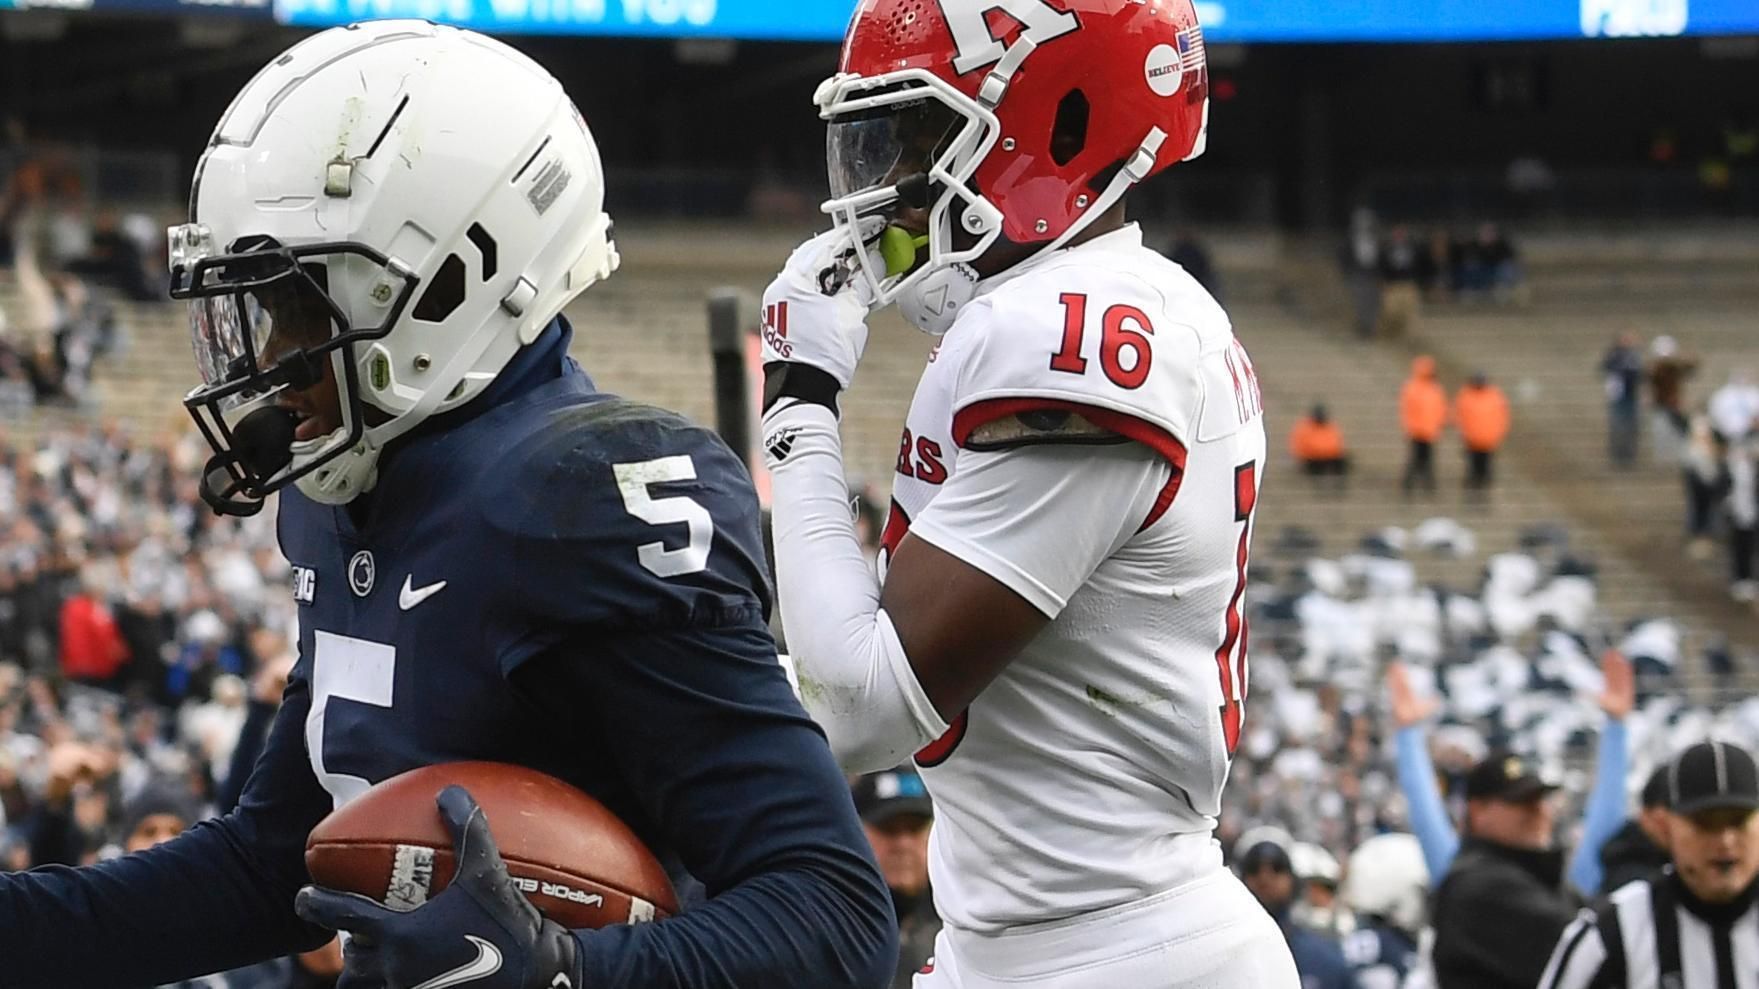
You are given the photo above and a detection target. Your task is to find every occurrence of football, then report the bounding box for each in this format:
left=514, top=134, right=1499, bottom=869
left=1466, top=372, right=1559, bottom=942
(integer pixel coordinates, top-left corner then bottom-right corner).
left=305, top=762, right=679, bottom=929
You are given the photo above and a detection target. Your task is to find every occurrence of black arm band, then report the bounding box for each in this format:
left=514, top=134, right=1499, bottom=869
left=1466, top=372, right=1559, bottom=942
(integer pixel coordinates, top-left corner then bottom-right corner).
left=762, top=362, right=842, bottom=417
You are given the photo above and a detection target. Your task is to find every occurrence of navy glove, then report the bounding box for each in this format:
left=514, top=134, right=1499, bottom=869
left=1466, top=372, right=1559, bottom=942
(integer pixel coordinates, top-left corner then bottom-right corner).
left=295, top=785, right=580, bottom=989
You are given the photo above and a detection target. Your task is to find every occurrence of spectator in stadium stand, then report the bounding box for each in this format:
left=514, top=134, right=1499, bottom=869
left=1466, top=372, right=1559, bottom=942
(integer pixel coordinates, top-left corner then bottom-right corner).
left=1646, top=336, right=1698, bottom=465
left=1417, top=228, right=1458, bottom=301
left=1290, top=404, right=1350, bottom=489
left=1430, top=750, right=1584, bottom=989
left=57, top=565, right=131, bottom=688
left=1375, top=225, right=1423, bottom=339
left=1236, top=833, right=1360, bottom=989
left=1537, top=741, right=1759, bottom=989
left=1454, top=371, right=1511, bottom=495
left=1165, top=230, right=1222, bottom=305
left=1400, top=356, right=1447, bottom=496
left=1683, top=414, right=1726, bottom=561
left=1385, top=656, right=1635, bottom=897
left=1601, top=332, right=1645, bottom=468
left=1458, top=222, right=1521, bottom=302
left=112, top=780, right=345, bottom=989
left=24, top=740, right=120, bottom=867
left=1708, top=368, right=1759, bottom=447
left=1726, top=428, right=1758, bottom=604
left=1597, top=766, right=1674, bottom=895
left=1341, top=207, right=1382, bottom=338
left=64, top=209, right=158, bottom=303
left=851, top=769, right=940, bottom=989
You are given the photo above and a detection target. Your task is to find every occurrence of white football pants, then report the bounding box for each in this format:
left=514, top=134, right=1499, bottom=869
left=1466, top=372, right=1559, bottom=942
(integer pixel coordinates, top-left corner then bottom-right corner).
left=913, top=868, right=1299, bottom=989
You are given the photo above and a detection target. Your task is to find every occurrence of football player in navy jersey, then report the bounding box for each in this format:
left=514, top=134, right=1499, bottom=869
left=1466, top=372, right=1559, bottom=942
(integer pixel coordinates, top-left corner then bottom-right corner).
left=0, top=21, right=895, bottom=989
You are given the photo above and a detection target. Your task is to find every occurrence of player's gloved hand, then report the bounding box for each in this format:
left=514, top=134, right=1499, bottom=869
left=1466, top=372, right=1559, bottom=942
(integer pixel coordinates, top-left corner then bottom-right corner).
left=761, top=221, right=884, bottom=416
left=295, top=785, right=579, bottom=989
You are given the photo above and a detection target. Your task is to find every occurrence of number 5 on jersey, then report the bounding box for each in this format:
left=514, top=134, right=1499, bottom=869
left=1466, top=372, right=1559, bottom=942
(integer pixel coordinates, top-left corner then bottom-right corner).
left=614, top=456, right=714, bottom=578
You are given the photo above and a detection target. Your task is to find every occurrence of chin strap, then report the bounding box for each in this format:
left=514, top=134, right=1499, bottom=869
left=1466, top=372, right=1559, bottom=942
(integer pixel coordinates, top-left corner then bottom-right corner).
left=897, top=127, right=1167, bottom=336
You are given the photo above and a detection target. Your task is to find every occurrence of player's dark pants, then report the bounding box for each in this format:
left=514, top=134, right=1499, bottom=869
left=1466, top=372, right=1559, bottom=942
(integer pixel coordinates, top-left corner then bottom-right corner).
left=1402, top=440, right=1435, bottom=494
left=1466, top=449, right=1494, bottom=489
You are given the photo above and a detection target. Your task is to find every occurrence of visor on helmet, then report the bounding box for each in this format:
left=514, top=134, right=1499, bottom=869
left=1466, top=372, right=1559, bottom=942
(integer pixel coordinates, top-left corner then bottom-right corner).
left=826, top=95, right=961, bottom=202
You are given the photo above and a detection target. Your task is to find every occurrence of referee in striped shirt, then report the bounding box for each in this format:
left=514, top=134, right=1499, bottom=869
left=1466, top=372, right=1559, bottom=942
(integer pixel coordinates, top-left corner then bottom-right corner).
left=1538, top=740, right=1759, bottom=989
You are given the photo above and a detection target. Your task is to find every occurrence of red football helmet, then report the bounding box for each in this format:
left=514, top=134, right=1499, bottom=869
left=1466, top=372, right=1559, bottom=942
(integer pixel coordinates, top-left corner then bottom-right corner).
left=818, top=0, right=1209, bottom=330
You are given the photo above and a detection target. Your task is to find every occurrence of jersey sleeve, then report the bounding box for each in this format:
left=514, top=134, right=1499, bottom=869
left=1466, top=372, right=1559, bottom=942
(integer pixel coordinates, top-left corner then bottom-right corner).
left=944, top=259, right=1260, bottom=469
left=0, top=679, right=334, bottom=986
left=907, top=441, right=1170, bottom=618
left=509, top=622, right=897, bottom=989
left=480, top=400, right=773, bottom=675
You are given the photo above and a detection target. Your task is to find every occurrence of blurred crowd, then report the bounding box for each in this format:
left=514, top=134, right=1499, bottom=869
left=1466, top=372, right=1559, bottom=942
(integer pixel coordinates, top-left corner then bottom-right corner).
left=1, top=125, right=162, bottom=413
left=1598, top=333, right=1759, bottom=604
left=0, top=422, right=297, bottom=861
left=1342, top=211, right=1524, bottom=341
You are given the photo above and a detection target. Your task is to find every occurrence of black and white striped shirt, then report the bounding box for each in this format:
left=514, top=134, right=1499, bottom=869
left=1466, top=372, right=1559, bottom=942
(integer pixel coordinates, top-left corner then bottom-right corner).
left=1537, top=870, right=1759, bottom=989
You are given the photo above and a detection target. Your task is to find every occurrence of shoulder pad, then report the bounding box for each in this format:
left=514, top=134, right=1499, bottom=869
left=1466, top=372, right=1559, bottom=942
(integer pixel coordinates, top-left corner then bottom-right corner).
left=963, top=407, right=1132, bottom=452
left=479, top=397, right=771, bottom=636
left=946, top=255, right=1260, bottom=456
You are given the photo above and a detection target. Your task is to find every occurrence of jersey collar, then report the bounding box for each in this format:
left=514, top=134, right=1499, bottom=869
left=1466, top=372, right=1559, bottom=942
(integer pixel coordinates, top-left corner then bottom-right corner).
left=974, top=222, right=1146, bottom=301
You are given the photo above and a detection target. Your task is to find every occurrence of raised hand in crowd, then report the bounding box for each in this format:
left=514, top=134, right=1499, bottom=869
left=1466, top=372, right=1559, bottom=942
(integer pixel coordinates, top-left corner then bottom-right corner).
left=1386, top=661, right=1440, bottom=729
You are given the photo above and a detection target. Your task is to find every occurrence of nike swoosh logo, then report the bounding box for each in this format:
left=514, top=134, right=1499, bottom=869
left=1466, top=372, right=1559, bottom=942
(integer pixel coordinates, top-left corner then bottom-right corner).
left=399, top=575, right=448, bottom=611
left=411, top=935, right=503, bottom=989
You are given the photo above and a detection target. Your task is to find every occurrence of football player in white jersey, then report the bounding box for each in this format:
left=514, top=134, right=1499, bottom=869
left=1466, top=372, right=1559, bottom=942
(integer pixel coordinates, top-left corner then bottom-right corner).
left=759, top=0, right=1296, bottom=986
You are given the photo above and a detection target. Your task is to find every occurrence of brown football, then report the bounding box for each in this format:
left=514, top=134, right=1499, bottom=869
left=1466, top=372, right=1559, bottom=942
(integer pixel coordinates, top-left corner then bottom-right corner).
left=305, top=762, right=679, bottom=929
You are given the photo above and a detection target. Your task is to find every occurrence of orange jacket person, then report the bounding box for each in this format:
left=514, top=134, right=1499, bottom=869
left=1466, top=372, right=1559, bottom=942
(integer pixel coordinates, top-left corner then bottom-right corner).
left=1291, top=405, right=1350, bottom=488
left=1456, top=372, right=1512, bottom=490
left=1401, top=356, right=1448, bottom=494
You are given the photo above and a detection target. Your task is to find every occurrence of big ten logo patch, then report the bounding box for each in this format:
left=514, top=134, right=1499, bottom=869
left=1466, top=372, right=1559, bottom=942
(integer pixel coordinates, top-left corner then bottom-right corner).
left=292, top=566, right=317, bottom=605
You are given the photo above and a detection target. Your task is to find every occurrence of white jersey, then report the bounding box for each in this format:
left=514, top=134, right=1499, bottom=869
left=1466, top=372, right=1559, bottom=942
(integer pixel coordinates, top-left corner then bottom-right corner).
left=881, top=224, right=1266, bottom=933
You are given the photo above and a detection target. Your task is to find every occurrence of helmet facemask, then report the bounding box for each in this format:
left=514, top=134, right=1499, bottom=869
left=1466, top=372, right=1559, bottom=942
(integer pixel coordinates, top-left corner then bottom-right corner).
left=819, top=70, right=1005, bottom=332
left=171, top=224, right=419, bottom=517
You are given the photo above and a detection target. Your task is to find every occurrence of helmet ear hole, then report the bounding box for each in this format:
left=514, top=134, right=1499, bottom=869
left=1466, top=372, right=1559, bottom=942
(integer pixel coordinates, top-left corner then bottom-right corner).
left=1050, top=89, right=1089, bottom=167
left=465, top=223, right=498, bottom=281
left=412, top=254, right=466, bottom=323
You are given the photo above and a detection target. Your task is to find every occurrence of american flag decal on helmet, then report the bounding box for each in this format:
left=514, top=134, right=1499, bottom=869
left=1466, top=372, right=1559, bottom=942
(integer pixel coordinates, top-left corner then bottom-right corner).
left=1176, top=24, right=1206, bottom=71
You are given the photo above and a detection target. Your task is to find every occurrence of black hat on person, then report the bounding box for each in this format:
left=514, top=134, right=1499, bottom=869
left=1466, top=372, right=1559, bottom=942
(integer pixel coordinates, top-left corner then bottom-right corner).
left=1464, top=749, right=1561, bottom=803
left=120, top=781, right=202, bottom=841
left=1238, top=840, right=1294, bottom=875
left=1641, top=765, right=1671, bottom=810
left=851, top=768, right=933, bottom=827
left=1667, top=740, right=1759, bottom=816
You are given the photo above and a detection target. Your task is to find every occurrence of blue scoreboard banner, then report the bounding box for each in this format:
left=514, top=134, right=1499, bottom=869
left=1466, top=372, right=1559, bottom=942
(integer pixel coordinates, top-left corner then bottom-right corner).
left=2, top=0, right=1756, bottom=42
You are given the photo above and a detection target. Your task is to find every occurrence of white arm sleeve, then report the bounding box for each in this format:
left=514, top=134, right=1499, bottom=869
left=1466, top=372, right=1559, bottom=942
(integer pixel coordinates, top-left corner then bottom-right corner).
left=764, top=401, right=1170, bottom=773
left=765, top=402, right=948, bottom=773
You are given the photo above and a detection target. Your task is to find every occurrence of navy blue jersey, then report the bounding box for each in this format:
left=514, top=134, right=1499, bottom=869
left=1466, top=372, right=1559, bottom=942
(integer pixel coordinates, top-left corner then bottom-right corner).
left=0, top=320, right=895, bottom=989
left=1342, top=923, right=1419, bottom=989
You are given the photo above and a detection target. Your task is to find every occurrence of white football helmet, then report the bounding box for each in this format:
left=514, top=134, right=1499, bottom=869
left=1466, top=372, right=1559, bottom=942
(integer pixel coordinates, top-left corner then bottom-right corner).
left=171, top=20, right=618, bottom=515
left=1342, top=832, right=1431, bottom=936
